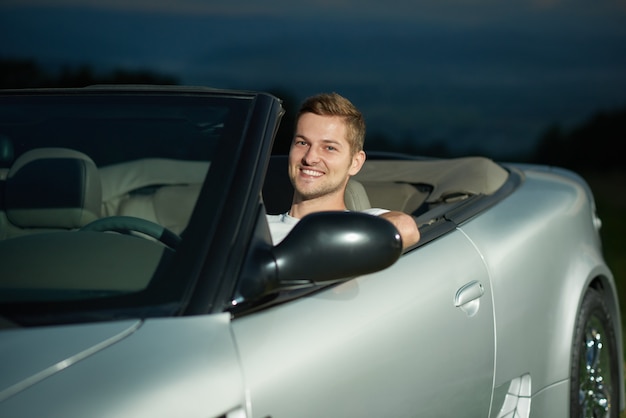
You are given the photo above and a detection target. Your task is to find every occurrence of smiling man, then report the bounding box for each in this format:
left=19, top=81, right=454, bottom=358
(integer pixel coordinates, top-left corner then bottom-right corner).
left=267, top=92, right=420, bottom=249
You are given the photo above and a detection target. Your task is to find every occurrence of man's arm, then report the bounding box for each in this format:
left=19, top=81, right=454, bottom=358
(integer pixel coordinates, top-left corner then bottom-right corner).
left=379, top=211, right=420, bottom=250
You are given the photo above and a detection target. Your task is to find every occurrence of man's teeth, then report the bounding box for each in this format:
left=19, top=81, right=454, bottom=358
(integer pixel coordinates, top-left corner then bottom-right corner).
left=302, top=169, right=323, bottom=177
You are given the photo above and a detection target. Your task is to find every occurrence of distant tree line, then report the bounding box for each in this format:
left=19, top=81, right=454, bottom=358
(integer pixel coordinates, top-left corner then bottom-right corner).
left=0, top=58, right=178, bottom=88
left=1, top=58, right=623, bottom=172
left=531, top=108, right=625, bottom=172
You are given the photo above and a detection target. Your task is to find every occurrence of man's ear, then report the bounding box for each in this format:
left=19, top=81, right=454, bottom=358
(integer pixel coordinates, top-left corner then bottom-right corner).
left=349, top=150, right=366, bottom=176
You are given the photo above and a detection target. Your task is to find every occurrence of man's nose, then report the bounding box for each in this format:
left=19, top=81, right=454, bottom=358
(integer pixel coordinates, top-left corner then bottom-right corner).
left=303, top=146, right=320, bottom=164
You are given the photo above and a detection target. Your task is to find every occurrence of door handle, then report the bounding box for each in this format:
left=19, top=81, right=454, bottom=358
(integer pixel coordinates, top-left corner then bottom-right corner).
left=455, top=280, right=485, bottom=316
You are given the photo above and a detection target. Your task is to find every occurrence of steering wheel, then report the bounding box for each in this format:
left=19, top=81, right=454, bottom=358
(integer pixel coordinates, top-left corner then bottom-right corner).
left=80, top=216, right=181, bottom=249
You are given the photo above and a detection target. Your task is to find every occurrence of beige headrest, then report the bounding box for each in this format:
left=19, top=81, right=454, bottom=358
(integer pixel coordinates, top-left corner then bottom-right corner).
left=5, top=148, right=102, bottom=228
left=344, top=179, right=371, bottom=211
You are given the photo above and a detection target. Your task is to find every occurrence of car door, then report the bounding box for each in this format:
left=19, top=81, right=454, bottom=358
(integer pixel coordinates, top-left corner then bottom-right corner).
left=231, top=228, right=495, bottom=418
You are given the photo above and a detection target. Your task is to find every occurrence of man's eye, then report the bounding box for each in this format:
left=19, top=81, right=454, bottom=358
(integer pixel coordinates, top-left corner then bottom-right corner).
left=326, top=146, right=336, bottom=151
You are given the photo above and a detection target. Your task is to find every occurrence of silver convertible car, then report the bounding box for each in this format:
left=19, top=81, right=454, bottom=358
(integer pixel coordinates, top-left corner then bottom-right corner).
left=0, top=86, right=622, bottom=418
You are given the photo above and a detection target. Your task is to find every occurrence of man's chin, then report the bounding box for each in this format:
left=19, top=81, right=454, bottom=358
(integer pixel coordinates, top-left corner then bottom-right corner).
left=295, top=186, right=326, bottom=200
left=296, top=185, right=343, bottom=202
left=299, top=191, right=325, bottom=201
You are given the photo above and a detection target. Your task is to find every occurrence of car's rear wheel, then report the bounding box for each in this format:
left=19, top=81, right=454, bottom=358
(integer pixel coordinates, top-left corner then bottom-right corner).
left=570, top=287, right=620, bottom=418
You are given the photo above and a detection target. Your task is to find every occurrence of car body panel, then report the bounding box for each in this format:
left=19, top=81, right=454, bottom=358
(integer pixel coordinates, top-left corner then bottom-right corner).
left=459, top=167, right=621, bottom=396
left=1, top=319, right=141, bottom=400
left=0, top=314, right=244, bottom=418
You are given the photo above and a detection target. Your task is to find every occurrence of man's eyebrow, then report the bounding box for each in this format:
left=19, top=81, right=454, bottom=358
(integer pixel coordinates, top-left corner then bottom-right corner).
left=321, top=139, right=344, bottom=146
left=293, top=136, right=344, bottom=146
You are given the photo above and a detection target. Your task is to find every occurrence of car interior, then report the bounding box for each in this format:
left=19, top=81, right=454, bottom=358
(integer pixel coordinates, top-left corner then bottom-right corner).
left=0, top=144, right=512, bottom=308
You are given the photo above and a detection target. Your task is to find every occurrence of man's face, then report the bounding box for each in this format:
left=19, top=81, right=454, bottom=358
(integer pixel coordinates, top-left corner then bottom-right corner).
left=288, top=112, right=364, bottom=201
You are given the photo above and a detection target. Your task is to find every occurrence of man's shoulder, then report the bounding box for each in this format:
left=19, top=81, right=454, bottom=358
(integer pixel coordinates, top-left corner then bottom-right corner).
left=266, top=212, right=299, bottom=244
left=362, top=208, right=390, bottom=216
left=268, top=209, right=389, bottom=221
left=266, top=213, right=284, bottom=223
left=266, top=212, right=300, bottom=225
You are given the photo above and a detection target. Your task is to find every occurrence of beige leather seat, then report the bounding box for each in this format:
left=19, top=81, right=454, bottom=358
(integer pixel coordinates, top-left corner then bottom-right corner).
left=98, top=158, right=209, bottom=234
left=115, top=184, right=202, bottom=235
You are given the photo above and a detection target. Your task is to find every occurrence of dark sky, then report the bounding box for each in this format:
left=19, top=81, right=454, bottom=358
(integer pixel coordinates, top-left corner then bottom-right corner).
left=2, top=0, right=625, bottom=157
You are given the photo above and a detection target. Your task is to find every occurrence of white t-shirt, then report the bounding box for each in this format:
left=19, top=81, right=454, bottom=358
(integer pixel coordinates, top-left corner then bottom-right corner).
left=266, top=208, right=389, bottom=244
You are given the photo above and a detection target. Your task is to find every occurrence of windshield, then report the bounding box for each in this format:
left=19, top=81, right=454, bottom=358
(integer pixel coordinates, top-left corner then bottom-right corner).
left=0, top=89, right=258, bottom=326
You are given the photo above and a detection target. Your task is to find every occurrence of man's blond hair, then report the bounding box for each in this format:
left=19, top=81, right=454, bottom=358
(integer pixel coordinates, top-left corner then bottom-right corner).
left=296, top=92, right=366, bottom=155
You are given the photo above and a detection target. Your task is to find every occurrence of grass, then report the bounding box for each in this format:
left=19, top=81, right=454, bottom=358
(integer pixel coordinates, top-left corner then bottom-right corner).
left=582, top=170, right=626, bottom=417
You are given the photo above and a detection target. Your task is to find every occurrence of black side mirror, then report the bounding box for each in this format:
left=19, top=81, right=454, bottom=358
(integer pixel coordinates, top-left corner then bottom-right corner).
left=275, top=211, right=402, bottom=284
left=237, top=211, right=403, bottom=303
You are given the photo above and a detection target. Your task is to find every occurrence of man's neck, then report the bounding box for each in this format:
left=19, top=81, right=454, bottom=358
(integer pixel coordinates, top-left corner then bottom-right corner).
left=288, top=194, right=347, bottom=219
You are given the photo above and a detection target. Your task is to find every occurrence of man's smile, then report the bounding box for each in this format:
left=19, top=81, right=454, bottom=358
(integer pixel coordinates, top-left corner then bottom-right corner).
left=300, top=168, right=324, bottom=177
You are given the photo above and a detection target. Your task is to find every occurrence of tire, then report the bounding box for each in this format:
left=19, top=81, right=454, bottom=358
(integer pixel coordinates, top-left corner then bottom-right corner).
left=570, top=287, right=620, bottom=418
